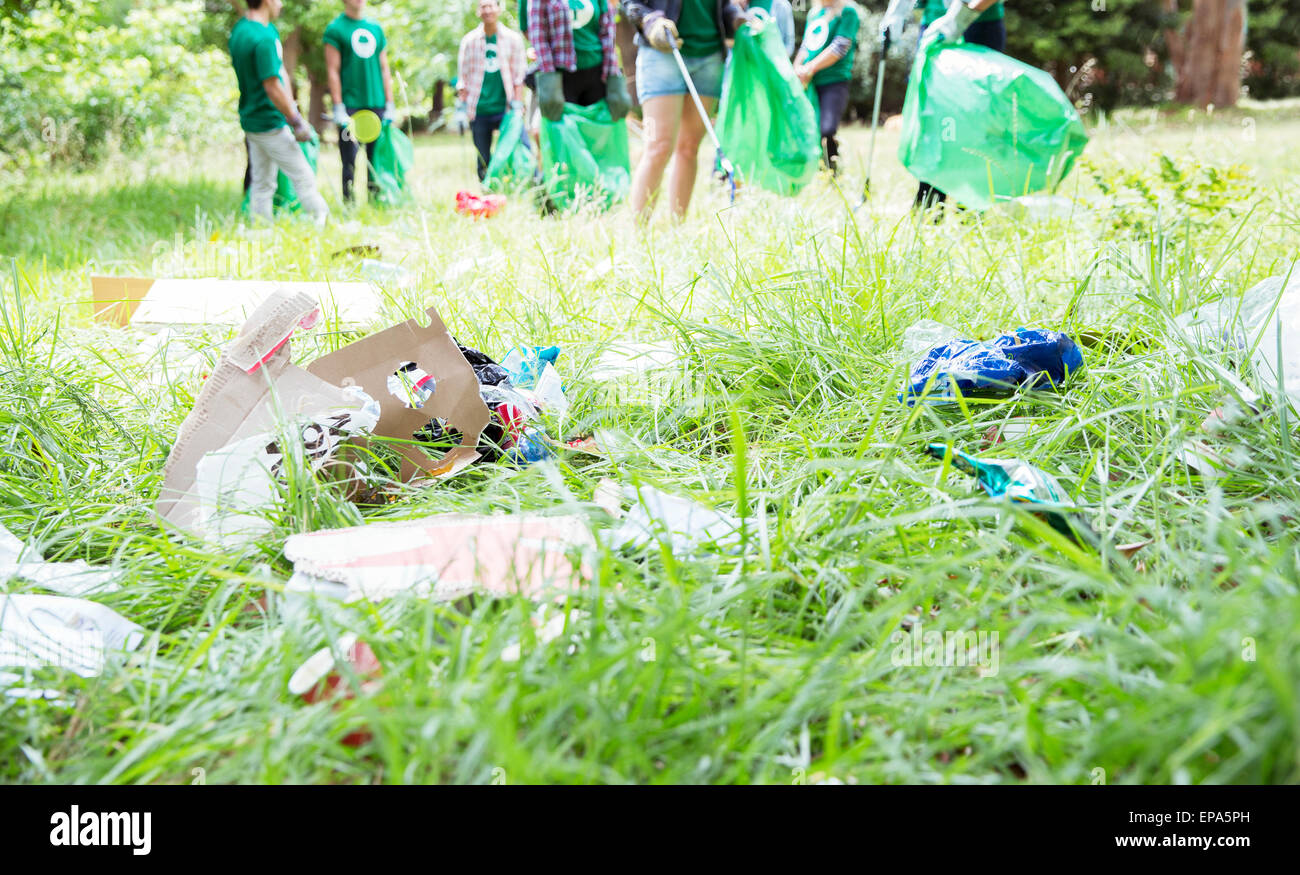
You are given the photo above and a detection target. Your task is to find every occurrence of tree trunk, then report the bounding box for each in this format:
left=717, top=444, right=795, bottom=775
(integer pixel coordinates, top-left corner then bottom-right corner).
left=308, top=68, right=327, bottom=135
left=282, top=26, right=302, bottom=105
left=432, top=78, right=446, bottom=123
left=1174, top=0, right=1245, bottom=108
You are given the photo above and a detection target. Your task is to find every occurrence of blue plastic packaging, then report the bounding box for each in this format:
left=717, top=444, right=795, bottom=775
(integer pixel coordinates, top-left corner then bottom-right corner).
left=904, top=327, right=1083, bottom=405
left=501, top=345, right=561, bottom=389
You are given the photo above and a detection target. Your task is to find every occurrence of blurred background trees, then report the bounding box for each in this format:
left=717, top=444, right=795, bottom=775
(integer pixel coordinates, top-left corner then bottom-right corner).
left=2, top=0, right=1297, bottom=173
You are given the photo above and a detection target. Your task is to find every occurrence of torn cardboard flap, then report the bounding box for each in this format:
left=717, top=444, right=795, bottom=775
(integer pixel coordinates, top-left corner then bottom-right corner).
left=157, top=290, right=354, bottom=532
left=158, top=292, right=493, bottom=536
left=306, top=306, right=490, bottom=482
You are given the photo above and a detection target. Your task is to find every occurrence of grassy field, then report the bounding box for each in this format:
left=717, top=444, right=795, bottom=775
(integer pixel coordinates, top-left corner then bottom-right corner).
left=1, top=103, right=1298, bottom=784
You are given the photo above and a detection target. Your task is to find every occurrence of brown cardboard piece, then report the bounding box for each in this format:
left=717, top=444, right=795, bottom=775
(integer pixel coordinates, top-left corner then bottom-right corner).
left=90, top=276, right=154, bottom=326
left=158, top=291, right=490, bottom=534
left=90, top=276, right=386, bottom=329
left=306, top=307, right=489, bottom=482
left=157, top=290, right=349, bottom=532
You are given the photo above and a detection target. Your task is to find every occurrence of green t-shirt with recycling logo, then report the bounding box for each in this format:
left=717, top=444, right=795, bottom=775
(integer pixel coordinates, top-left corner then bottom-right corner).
left=800, top=3, right=859, bottom=87
left=229, top=17, right=290, bottom=133
left=478, top=34, right=507, bottom=116
left=323, top=14, right=387, bottom=110
left=520, top=0, right=604, bottom=70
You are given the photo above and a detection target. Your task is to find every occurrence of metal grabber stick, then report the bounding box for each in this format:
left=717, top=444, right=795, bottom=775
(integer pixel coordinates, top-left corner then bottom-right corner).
left=857, top=33, right=891, bottom=208
left=671, top=44, right=736, bottom=203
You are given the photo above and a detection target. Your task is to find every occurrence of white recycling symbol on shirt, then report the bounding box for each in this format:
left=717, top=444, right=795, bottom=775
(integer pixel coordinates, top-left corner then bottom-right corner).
left=484, top=45, right=500, bottom=74
left=803, top=18, right=830, bottom=52
left=570, top=0, right=596, bottom=29
left=351, top=28, right=377, bottom=59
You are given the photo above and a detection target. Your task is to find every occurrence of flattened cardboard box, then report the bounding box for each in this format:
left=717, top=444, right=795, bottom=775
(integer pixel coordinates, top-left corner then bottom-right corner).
left=90, top=276, right=387, bottom=329
left=157, top=289, right=490, bottom=534
left=306, top=306, right=489, bottom=482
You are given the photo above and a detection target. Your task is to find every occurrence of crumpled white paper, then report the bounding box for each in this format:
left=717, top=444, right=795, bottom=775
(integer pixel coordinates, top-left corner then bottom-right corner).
left=0, top=524, right=122, bottom=596
left=0, top=593, right=143, bottom=700
left=194, top=385, right=381, bottom=547
left=603, top=483, right=743, bottom=554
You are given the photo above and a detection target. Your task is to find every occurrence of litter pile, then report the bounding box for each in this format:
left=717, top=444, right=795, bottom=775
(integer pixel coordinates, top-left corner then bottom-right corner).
left=155, top=289, right=572, bottom=546
left=904, top=322, right=1099, bottom=547
left=2, top=285, right=754, bottom=742
left=18, top=266, right=1292, bottom=737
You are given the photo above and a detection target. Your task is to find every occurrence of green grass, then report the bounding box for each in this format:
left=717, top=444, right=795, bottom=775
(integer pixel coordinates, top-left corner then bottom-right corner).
left=1, top=106, right=1298, bottom=784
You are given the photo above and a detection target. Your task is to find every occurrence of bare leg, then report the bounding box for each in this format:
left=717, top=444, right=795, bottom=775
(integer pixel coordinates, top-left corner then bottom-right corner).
left=629, top=94, right=683, bottom=221
left=668, top=95, right=715, bottom=220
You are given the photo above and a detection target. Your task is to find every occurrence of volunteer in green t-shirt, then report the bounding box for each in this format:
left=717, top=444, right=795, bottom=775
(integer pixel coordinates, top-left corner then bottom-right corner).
left=324, top=0, right=394, bottom=203
left=457, top=0, right=526, bottom=181
left=521, top=0, right=630, bottom=122
left=913, top=0, right=1006, bottom=209
left=229, top=0, right=328, bottom=226
left=794, top=0, right=860, bottom=175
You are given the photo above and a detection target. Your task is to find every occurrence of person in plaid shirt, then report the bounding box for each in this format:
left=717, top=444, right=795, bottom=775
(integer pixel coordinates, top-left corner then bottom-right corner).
left=458, top=0, right=527, bottom=180
left=520, top=0, right=631, bottom=121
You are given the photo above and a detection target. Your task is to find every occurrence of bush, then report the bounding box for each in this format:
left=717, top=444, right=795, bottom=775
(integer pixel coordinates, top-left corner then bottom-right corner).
left=0, top=0, right=237, bottom=173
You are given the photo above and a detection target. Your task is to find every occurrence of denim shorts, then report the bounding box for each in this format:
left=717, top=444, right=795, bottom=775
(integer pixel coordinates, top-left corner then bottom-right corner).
left=635, top=46, right=725, bottom=102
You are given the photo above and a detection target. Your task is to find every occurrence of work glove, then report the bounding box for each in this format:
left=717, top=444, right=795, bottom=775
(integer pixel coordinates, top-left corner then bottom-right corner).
left=332, top=103, right=349, bottom=127
left=536, top=71, right=565, bottom=122
left=382, top=101, right=396, bottom=121
left=604, top=74, right=631, bottom=121
left=880, top=0, right=911, bottom=49
left=643, top=12, right=681, bottom=52
left=290, top=116, right=315, bottom=142
left=921, top=0, right=979, bottom=50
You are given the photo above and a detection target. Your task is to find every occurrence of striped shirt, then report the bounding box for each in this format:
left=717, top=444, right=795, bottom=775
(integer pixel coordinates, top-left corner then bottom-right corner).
left=457, top=24, right=527, bottom=120
left=526, top=0, right=621, bottom=79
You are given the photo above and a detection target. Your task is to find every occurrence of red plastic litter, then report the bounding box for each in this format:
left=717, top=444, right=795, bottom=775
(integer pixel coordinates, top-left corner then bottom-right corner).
left=455, top=190, right=506, bottom=218
left=288, top=637, right=383, bottom=748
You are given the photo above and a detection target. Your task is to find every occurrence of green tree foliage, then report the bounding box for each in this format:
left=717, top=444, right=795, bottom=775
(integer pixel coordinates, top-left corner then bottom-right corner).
left=1245, top=0, right=1300, bottom=99
left=1, top=0, right=236, bottom=171
left=1004, top=0, right=1180, bottom=111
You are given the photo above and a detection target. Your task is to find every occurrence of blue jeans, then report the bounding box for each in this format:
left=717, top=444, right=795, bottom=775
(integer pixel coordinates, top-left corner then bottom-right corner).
left=471, top=111, right=505, bottom=181
left=635, top=47, right=725, bottom=102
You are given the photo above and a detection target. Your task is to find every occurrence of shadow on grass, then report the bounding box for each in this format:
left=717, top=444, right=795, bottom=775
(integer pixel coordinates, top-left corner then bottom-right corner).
left=0, top=176, right=241, bottom=268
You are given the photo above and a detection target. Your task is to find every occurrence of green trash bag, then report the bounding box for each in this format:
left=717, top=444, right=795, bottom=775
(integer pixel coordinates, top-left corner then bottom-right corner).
left=371, top=122, right=414, bottom=207
left=240, top=138, right=319, bottom=215
left=898, top=40, right=1089, bottom=210
left=539, top=100, right=630, bottom=211
left=717, top=19, right=820, bottom=196
left=484, top=109, right=538, bottom=193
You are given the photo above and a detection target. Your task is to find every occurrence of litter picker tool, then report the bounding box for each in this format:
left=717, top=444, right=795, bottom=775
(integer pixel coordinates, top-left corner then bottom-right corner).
left=671, top=44, right=736, bottom=203
left=856, top=33, right=890, bottom=209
